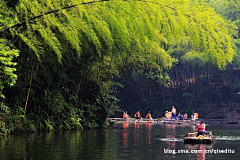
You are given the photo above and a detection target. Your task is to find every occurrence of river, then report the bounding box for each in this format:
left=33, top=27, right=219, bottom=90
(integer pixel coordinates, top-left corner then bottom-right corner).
left=0, top=122, right=240, bottom=160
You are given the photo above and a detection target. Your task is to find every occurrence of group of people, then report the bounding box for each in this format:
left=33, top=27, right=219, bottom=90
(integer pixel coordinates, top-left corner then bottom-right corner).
left=123, top=111, right=152, bottom=119
left=166, top=106, right=205, bottom=137
left=165, top=106, right=198, bottom=121
left=122, top=106, right=206, bottom=137
left=123, top=106, right=199, bottom=121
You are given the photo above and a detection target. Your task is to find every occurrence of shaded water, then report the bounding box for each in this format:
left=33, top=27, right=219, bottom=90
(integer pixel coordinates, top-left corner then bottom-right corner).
left=0, top=123, right=240, bottom=160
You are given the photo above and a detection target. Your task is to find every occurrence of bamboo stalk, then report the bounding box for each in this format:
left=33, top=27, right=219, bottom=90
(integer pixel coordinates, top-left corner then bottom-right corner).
left=24, top=61, right=35, bottom=116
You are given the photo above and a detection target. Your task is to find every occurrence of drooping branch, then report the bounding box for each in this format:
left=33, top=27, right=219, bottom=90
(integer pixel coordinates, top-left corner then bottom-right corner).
left=0, top=0, right=235, bottom=69
left=0, top=0, right=110, bottom=35
left=138, top=0, right=215, bottom=40
left=0, top=0, right=224, bottom=39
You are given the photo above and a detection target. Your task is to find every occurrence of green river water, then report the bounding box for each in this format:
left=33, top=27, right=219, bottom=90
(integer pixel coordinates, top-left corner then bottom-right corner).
left=0, top=123, right=240, bottom=160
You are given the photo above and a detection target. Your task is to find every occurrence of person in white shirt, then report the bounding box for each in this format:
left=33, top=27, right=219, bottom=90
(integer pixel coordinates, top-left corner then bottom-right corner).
left=170, top=106, right=177, bottom=120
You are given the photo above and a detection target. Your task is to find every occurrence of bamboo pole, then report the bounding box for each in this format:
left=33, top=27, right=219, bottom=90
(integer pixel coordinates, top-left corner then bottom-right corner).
left=24, top=61, right=35, bottom=116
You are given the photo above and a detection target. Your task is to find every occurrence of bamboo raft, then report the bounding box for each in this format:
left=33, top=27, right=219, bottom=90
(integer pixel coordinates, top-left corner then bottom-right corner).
left=107, top=118, right=200, bottom=125
left=159, top=118, right=200, bottom=125
left=184, top=131, right=215, bottom=144
left=107, top=118, right=157, bottom=123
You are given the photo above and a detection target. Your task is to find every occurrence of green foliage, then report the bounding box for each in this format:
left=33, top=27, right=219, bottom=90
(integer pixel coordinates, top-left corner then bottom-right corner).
left=0, top=38, right=19, bottom=98
left=0, top=0, right=236, bottom=68
left=232, top=39, right=240, bottom=65
left=0, top=0, right=238, bottom=132
left=0, top=1, right=18, bottom=29
left=0, top=103, right=11, bottom=134
left=181, top=50, right=208, bottom=67
left=44, top=119, right=54, bottom=131
left=207, top=0, right=240, bottom=21
left=207, top=0, right=240, bottom=68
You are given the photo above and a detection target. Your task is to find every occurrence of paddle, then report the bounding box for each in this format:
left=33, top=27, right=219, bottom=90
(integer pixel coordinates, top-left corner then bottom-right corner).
left=127, top=115, right=134, bottom=121
left=178, top=129, right=197, bottom=140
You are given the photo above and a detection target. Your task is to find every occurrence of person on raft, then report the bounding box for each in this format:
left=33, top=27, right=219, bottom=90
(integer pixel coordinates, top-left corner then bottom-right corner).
left=146, top=111, right=152, bottom=119
left=184, top=113, right=188, bottom=119
left=134, top=111, right=141, bottom=119
left=170, top=106, right=177, bottom=120
left=178, top=112, right=184, bottom=120
left=196, top=120, right=206, bottom=137
left=165, top=111, right=171, bottom=119
left=123, top=111, right=129, bottom=119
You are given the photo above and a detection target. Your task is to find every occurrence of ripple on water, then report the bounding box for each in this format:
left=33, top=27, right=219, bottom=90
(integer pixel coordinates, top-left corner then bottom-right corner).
left=158, top=138, right=183, bottom=142
left=215, top=136, right=240, bottom=140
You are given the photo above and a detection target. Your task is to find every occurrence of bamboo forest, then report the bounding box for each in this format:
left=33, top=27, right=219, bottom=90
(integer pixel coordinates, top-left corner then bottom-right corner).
left=0, top=0, right=240, bottom=135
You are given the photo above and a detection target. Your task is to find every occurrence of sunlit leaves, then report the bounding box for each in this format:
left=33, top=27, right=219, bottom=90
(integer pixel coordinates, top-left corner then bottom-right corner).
left=0, top=0, right=236, bottom=70
left=0, top=38, right=19, bottom=98
left=181, top=50, right=207, bottom=67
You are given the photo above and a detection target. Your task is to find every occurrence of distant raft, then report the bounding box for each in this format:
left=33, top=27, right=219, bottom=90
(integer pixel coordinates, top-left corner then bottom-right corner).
left=184, top=131, right=215, bottom=144
left=107, top=118, right=157, bottom=123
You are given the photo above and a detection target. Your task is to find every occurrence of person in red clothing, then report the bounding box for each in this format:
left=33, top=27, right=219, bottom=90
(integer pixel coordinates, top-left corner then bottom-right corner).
left=146, top=111, right=152, bottom=119
left=134, top=111, right=141, bottom=119
left=196, top=120, right=206, bottom=137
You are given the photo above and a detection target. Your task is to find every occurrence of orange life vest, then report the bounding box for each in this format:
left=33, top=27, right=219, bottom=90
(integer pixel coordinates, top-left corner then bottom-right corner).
left=195, top=113, right=199, bottom=118
left=184, top=113, right=188, bottom=118
left=165, top=112, right=171, bottom=119
left=123, top=113, right=128, bottom=118
left=146, top=113, right=152, bottom=119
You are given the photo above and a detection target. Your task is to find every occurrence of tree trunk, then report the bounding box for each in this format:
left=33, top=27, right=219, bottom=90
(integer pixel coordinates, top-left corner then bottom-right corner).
left=24, top=61, right=35, bottom=116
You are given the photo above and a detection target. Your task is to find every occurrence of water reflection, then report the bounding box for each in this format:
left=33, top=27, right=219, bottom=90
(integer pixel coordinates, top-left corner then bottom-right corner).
left=197, top=145, right=206, bottom=160
left=165, top=124, right=176, bottom=149
left=146, top=123, right=151, bottom=145
left=1, top=123, right=240, bottom=160
left=184, top=143, right=213, bottom=160
left=134, top=123, right=140, bottom=147
left=123, top=122, right=153, bottom=152
left=123, top=122, right=129, bottom=149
